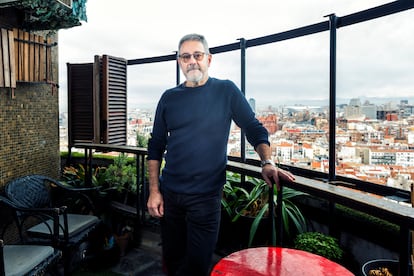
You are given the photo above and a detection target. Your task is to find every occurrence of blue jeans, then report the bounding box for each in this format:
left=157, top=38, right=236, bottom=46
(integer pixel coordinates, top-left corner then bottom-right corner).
left=161, top=189, right=222, bottom=276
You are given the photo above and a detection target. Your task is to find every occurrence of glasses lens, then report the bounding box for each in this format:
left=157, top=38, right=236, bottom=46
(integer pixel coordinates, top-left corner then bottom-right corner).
left=193, top=53, right=204, bottom=61
left=180, top=54, right=191, bottom=62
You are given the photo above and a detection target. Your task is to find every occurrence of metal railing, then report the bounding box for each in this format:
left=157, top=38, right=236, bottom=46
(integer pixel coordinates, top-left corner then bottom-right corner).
left=127, top=0, right=414, bottom=186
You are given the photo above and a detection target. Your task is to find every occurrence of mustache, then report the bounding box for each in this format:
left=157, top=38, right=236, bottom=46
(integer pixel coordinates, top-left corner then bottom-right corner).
left=186, top=64, right=200, bottom=72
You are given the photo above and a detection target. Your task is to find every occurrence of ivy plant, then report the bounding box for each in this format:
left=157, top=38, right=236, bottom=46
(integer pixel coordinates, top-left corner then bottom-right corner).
left=19, top=0, right=87, bottom=31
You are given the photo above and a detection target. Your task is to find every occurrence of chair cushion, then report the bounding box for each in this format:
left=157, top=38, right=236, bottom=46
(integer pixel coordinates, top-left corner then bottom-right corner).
left=4, top=245, right=59, bottom=276
left=28, top=214, right=99, bottom=239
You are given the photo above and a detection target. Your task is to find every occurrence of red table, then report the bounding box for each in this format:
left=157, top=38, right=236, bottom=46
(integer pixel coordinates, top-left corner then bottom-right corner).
left=211, top=247, right=354, bottom=276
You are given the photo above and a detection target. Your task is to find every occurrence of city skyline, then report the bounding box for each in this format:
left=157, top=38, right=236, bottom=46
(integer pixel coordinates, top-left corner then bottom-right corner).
left=125, top=95, right=414, bottom=112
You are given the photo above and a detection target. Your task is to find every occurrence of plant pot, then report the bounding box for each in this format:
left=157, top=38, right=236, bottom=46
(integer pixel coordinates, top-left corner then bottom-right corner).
left=361, top=259, right=411, bottom=276
left=234, top=207, right=273, bottom=248
left=115, top=232, right=132, bottom=257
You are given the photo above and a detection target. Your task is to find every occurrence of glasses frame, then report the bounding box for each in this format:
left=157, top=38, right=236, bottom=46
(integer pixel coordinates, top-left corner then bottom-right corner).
left=178, top=52, right=209, bottom=63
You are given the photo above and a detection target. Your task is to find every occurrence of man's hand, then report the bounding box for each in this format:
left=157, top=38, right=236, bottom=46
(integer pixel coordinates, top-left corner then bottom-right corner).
left=261, top=165, right=295, bottom=190
left=147, top=191, right=164, bottom=218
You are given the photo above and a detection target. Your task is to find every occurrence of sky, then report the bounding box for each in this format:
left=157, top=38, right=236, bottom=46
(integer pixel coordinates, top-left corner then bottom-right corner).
left=58, top=0, right=414, bottom=113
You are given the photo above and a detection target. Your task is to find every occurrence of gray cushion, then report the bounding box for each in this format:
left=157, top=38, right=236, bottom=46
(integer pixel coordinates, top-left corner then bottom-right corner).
left=28, top=214, right=99, bottom=238
left=4, top=245, right=57, bottom=276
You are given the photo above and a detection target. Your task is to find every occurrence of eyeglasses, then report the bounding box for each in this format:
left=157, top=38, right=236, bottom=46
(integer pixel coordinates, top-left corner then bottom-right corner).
left=178, top=52, right=208, bottom=62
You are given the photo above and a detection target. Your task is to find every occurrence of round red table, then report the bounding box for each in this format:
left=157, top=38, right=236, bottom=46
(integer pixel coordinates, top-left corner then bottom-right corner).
left=211, top=247, right=354, bottom=276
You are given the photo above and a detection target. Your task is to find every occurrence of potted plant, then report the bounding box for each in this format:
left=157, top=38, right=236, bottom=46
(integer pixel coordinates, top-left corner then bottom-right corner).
left=294, top=231, right=344, bottom=262
left=62, top=163, right=106, bottom=188
left=361, top=259, right=401, bottom=276
left=221, top=172, right=307, bottom=248
left=61, top=156, right=138, bottom=257
left=103, top=153, right=137, bottom=205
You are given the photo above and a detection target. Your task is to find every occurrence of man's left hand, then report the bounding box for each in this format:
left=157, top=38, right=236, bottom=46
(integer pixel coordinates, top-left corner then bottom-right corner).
left=261, top=165, right=295, bottom=190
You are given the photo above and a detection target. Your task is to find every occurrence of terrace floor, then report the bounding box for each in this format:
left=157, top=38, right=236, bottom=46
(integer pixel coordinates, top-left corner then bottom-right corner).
left=73, top=218, right=223, bottom=276
left=71, top=219, right=164, bottom=275
left=110, top=227, right=165, bottom=276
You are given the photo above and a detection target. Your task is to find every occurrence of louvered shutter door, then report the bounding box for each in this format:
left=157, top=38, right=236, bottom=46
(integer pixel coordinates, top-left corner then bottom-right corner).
left=100, top=55, right=127, bottom=145
left=67, top=61, right=100, bottom=144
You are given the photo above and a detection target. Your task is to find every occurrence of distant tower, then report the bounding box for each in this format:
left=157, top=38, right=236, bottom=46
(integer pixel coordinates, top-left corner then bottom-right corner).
left=361, top=101, right=377, bottom=120
left=345, top=98, right=363, bottom=120
left=349, top=98, right=361, bottom=107
left=249, top=98, right=256, bottom=113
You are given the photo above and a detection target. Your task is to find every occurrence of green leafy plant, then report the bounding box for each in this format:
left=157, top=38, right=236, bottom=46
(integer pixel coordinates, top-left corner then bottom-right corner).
left=222, top=172, right=307, bottom=247
left=103, top=153, right=137, bottom=194
left=136, top=133, right=149, bottom=148
left=294, top=232, right=344, bottom=261
left=62, top=163, right=106, bottom=188
left=61, top=154, right=138, bottom=204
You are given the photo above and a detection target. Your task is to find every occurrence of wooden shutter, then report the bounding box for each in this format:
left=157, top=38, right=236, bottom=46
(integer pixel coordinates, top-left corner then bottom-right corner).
left=67, top=61, right=100, bottom=145
left=12, top=28, right=52, bottom=83
left=100, top=55, right=127, bottom=145
left=0, top=28, right=16, bottom=88
left=67, top=54, right=127, bottom=146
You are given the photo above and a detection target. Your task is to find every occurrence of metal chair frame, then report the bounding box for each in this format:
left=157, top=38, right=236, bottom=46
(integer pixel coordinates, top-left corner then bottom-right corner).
left=0, top=197, right=62, bottom=276
left=3, top=174, right=102, bottom=275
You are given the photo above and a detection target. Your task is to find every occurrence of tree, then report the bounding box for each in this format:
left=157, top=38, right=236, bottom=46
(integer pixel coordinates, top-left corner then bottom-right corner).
left=137, top=133, right=148, bottom=148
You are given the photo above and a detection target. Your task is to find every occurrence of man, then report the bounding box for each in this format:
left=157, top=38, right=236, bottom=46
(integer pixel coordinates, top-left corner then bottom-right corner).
left=147, top=33, right=295, bottom=276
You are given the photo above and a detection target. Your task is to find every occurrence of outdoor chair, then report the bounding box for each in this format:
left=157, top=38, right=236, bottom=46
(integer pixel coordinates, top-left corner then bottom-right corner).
left=0, top=197, right=61, bottom=276
left=0, top=240, right=61, bottom=276
left=3, top=174, right=102, bottom=275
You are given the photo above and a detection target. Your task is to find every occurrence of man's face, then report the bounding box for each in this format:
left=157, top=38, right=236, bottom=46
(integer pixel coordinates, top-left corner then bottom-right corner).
left=178, top=40, right=211, bottom=86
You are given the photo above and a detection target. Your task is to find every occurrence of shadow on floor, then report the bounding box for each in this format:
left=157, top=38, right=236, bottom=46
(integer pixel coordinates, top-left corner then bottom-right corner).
left=73, top=223, right=164, bottom=276
left=73, top=219, right=224, bottom=276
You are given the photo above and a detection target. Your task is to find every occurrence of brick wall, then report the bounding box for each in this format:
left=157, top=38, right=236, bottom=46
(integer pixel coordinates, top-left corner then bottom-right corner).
left=0, top=33, right=60, bottom=186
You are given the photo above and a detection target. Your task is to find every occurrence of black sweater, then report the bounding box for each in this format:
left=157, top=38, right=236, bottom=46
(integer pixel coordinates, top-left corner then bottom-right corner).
left=147, top=77, right=269, bottom=195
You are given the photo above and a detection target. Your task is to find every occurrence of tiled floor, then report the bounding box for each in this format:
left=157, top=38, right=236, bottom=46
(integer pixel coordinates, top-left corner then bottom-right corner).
left=73, top=219, right=224, bottom=276
left=111, top=227, right=165, bottom=275
left=71, top=221, right=164, bottom=276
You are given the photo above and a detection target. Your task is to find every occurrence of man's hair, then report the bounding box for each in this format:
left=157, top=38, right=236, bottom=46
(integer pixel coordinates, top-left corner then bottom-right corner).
left=178, top=34, right=210, bottom=54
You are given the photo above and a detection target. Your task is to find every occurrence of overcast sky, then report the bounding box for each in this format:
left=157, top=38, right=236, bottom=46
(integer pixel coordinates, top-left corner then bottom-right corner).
left=58, top=0, right=414, bottom=112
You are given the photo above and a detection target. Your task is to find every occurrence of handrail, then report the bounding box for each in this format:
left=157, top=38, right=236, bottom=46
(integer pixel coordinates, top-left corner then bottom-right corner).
left=73, top=143, right=147, bottom=155
left=227, top=160, right=414, bottom=226
left=71, top=143, right=414, bottom=275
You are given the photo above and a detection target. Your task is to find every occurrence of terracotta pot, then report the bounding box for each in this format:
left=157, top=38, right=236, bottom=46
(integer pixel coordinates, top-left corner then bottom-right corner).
left=115, top=232, right=132, bottom=256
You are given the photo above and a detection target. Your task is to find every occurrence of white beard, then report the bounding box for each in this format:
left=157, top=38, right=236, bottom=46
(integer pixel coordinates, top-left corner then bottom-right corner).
left=186, top=69, right=203, bottom=83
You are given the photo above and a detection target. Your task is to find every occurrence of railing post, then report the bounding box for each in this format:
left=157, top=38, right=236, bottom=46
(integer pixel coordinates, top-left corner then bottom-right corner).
left=326, top=13, right=337, bottom=182
left=135, top=154, right=141, bottom=222
left=175, top=51, right=180, bottom=85
left=140, top=154, right=147, bottom=223
left=399, top=224, right=411, bottom=276
left=238, top=38, right=247, bottom=187
left=238, top=38, right=246, bottom=164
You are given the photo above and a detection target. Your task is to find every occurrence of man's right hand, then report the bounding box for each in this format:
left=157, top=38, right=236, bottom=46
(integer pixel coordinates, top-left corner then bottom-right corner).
left=147, top=191, right=164, bottom=218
